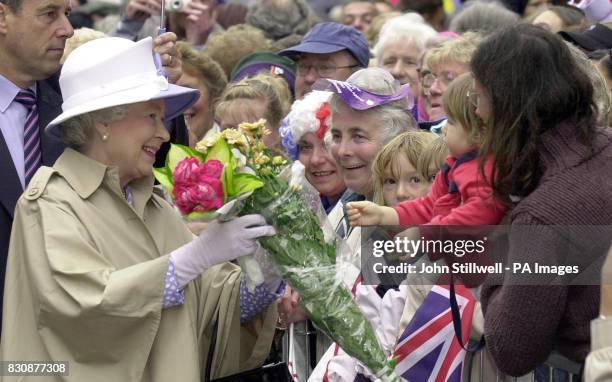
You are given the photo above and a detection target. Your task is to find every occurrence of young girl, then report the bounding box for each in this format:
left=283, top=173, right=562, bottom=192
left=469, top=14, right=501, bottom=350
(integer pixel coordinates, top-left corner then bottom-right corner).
left=418, top=135, right=448, bottom=185
left=372, top=131, right=439, bottom=207
left=347, top=72, right=506, bottom=228
left=315, top=132, right=450, bottom=381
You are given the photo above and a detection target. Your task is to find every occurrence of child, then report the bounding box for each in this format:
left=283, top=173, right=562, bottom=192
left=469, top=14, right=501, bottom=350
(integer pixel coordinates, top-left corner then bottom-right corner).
left=417, top=135, right=448, bottom=185
left=347, top=72, right=506, bottom=228
left=371, top=131, right=438, bottom=206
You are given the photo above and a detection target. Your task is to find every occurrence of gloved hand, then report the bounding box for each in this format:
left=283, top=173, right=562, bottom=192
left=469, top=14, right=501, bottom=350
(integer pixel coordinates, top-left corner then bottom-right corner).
left=170, top=214, right=276, bottom=288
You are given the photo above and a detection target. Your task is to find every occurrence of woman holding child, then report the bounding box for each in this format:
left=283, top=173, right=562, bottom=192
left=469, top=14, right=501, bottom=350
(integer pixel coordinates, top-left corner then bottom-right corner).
left=470, top=24, right=612, bottom=378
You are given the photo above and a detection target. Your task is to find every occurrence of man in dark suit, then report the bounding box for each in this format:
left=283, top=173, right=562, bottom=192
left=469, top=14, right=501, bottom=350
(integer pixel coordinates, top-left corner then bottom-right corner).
left=0, top=0, right=73, bottom=336
left=0, top=0, right=187, bottom=334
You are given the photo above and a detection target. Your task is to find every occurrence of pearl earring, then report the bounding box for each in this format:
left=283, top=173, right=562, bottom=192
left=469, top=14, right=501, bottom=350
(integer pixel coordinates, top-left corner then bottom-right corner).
left=102, top=133, right=108, bottom=141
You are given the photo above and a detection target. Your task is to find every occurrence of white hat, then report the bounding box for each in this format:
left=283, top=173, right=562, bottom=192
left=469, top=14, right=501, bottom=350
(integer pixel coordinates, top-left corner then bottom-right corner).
left=47, top=37, right=199, bottom=130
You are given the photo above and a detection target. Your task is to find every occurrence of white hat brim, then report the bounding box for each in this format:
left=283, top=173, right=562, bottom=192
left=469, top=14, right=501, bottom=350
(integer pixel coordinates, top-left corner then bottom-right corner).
left=46, top=81, right=199, bottom=131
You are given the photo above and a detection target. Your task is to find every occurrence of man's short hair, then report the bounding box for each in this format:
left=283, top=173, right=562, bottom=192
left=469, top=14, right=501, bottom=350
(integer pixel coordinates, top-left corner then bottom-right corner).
left=0, top=0, right=22, bottom=13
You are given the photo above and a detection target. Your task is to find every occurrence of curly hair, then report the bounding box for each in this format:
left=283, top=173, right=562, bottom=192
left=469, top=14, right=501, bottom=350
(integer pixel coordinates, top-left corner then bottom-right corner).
left=425, top=31, right=483, bottom=72
left=59, top=106, right=130, bottom=151
left=205, top=24, right=272, bottom=78
left=280, top=90, right=332, bottom=159
left=245, top=0, right=315, bottom=40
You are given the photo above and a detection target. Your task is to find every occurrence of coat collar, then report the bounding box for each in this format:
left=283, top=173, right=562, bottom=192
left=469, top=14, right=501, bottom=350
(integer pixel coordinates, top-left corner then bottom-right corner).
left=54, top=148, right=157, bottom=209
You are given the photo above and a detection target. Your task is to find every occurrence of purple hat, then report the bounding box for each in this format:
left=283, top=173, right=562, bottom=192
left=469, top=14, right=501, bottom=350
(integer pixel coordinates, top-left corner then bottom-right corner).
left=278, top=22, right=370, bottom=68
left=313, top=78, right=414, bottom=111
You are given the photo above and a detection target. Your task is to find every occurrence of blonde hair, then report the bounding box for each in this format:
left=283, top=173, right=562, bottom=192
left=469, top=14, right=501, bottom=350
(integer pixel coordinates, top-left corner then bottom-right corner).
left=205, top=24, right=272, bottom=78
left=61, top=28, right=106, bottom=64
left=372, top=131, right=437, bottom=205
left=215, top=73, right=290, bottom=130
left=417, top=135, right=448, bottom=182
left=425, top=31, right=482, bottom=72
left=442, top=72, right=483, bottom=145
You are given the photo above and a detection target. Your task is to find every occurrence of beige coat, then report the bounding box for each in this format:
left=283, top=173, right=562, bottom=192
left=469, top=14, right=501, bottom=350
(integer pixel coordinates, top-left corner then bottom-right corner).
left=0, top=149, right=277, bottom=382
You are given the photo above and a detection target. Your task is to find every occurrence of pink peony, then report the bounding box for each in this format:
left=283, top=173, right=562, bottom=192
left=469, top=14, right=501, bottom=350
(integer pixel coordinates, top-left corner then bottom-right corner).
left=173, top=158, right=225, bottom=215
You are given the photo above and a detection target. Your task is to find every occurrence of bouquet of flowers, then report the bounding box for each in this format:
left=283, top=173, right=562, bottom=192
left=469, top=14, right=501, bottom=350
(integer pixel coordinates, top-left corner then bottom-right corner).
left=154, top=120, right=399, bottom=381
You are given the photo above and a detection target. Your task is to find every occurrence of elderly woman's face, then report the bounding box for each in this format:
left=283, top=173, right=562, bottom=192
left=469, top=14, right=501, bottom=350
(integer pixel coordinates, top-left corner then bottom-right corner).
left=177, top=71, right=214, bottom=147
left=103, top=100, right=169, bottom=186
left=379, top=39, right=421, bottom=95
left=298, top=132, right=346, bottom=199
left=421, top=61, right=469, bottom=121
left=330, top=103, right=383, bottom=198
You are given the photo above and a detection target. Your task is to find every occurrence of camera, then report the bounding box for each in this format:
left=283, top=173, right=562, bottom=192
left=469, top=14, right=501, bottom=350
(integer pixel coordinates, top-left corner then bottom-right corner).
left=164, top=0, right=191, bottom=13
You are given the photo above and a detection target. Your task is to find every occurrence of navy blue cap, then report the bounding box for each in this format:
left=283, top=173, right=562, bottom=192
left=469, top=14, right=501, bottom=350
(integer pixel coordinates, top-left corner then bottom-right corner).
left=278, top=22, right=370, bottom=68
left=230, top=52, right=297, bottom=96
left=559, top=23, right=612, bottom=52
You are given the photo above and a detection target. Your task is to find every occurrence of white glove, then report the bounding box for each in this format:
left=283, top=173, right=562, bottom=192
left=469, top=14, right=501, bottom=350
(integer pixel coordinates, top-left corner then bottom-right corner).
left=170, top=214, right=276, bottom=288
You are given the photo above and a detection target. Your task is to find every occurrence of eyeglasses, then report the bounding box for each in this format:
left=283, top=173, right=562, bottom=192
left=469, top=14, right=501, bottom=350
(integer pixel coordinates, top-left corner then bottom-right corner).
left=296, top=62, right=359, bottom=78
left=420, top=71, right=458, bottom=90
left=467, top=90, right=479, bottom=108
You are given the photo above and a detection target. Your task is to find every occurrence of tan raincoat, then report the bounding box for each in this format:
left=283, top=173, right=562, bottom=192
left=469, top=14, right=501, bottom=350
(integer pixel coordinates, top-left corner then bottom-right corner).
left=0, top=149, right=277, bottom=381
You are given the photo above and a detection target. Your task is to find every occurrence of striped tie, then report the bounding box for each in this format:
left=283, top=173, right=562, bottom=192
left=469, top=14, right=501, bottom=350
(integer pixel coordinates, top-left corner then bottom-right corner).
left=15, top=89, right=42, bottom=186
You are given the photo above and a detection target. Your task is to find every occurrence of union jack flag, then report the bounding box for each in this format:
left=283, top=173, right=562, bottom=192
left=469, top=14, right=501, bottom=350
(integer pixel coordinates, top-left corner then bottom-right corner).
left=392, top=284, right=477, bottom=382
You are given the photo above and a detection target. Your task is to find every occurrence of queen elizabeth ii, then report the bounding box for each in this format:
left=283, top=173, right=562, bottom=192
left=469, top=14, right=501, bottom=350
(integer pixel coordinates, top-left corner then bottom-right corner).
left=1, top=37, right=282, bottom=381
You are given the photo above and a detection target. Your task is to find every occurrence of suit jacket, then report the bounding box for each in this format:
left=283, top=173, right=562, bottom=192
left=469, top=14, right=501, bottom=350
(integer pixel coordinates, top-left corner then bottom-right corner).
left=0, top=71, right=188, bottom=333
left=0, top=74, right=64, bottom=331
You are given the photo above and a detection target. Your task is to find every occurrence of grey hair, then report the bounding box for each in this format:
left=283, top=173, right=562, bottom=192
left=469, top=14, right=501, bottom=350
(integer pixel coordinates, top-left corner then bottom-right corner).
left=566, top=43, right=611, bottom=126
left=0, top=0, right=22, bottom=12
left=246, top=0, right=314, bottom=40
left=449, top=1, right=520, bottom=36
left=58, top=105, right=130, bottom=150
left=373, top=13, right=437, bottom=62
left=328, top=68, right=417, bottom=147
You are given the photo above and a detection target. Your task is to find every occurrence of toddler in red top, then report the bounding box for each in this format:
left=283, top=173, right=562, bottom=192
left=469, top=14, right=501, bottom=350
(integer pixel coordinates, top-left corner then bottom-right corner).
left=347, top=73, right=507, bottom=227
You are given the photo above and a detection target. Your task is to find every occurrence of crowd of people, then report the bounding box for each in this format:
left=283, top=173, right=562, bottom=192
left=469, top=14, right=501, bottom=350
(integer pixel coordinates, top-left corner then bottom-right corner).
left=0, top=0, right=611, bottom=380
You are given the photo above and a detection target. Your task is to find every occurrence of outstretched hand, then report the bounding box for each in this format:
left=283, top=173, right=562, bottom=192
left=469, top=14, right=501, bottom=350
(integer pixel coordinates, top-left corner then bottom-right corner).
left=346, top=201, right=382, bottom=226
left=346, top=201, right=400, bottom=226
